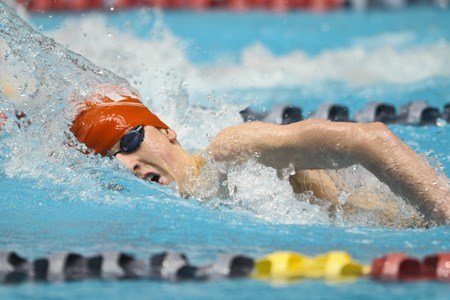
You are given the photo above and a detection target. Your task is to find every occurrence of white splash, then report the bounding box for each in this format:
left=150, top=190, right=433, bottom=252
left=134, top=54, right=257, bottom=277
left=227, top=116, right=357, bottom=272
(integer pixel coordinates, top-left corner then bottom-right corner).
left=1, top=6, right=442, bottom=227
left=41, top=13, right=450, bottom=146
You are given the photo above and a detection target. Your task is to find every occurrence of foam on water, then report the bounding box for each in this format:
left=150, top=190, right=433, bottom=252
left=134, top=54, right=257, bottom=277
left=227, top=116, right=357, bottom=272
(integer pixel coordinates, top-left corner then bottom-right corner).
left=0, top=3, right=178, bottom=207
left=1, top=4, right=447, bottom=227
left=38, top=12, right=450, bottom=135
left=42, top=13, right=450, bottom=96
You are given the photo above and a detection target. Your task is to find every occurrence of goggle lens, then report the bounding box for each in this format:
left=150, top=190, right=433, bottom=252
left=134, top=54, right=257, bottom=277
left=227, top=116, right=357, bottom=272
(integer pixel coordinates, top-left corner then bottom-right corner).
left=109, top=125, right=145, bottom=157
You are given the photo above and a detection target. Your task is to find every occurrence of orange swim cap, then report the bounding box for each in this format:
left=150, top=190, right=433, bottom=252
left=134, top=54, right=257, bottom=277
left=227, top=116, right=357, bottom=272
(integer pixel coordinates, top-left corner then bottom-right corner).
left=70, top=85, right=168, bottom=156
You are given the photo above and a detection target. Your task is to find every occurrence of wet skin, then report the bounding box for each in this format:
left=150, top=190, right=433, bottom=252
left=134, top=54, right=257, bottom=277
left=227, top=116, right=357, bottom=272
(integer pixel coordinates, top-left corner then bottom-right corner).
left=111, top=126, right=203, bottom=192
left=112, top=120, right=450, bottom=225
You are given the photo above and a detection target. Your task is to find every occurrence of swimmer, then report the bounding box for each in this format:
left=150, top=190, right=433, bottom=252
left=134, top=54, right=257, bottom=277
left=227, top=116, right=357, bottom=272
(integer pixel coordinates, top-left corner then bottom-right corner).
left=69, top=84, right=450, bottom=226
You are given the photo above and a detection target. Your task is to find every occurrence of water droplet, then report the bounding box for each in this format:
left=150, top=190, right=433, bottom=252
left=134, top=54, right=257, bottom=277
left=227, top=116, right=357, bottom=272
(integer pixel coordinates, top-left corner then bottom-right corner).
left=436, top=118, right=447, bottom=127
left=110, top=6, right=115, bottom=11
left=48, top=15, right=53, bottom=20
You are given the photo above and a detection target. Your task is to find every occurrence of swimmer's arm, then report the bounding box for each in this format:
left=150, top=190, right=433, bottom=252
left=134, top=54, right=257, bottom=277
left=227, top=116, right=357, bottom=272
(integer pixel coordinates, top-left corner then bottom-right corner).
left=206, top=120, right=450, bottom=224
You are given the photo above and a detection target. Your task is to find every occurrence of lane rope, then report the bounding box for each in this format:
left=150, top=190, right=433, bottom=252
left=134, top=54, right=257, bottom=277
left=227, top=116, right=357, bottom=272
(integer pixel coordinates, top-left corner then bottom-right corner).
left=1, top=250, right=449, bottom=284
left=242, top=101, right=450, bottom=126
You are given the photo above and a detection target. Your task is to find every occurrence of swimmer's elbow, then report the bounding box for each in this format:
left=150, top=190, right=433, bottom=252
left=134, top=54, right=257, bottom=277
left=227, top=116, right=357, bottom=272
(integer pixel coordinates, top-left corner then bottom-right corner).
left=365, top=122, right=392, bottom=137
left=359, top=122, right=405, bottom=155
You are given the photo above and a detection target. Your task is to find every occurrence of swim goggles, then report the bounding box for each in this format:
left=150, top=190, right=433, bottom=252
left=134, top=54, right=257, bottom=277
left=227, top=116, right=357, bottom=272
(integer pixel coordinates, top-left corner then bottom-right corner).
left=108, top=125, right=145, bottom=158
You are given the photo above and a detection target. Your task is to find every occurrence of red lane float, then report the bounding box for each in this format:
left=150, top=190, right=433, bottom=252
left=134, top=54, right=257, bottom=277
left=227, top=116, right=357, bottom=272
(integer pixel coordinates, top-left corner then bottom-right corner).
left=370, top=252, right=450, bottom=282
left=370, top=253, right=422, bottom=281
left=422, top=253, right=450, bottom=281
left=16, top=0, right=344, bottom=12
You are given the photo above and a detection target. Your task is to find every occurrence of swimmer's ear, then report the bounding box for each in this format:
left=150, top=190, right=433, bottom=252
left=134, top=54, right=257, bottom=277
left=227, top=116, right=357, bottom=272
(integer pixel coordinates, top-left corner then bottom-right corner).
left=160, top=128, right=177, bottom=143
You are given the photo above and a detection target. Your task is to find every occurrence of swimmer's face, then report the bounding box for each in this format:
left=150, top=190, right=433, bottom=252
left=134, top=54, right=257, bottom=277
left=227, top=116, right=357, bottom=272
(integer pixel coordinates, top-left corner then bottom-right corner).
left=110, top=126, right=184, bottom=187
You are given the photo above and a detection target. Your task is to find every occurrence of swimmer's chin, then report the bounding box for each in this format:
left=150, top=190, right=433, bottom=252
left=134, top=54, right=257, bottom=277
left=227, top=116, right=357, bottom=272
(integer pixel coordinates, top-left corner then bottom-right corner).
left=143, top=176, right=185, bottom=197
left=142, top=174, right=177, bottom=190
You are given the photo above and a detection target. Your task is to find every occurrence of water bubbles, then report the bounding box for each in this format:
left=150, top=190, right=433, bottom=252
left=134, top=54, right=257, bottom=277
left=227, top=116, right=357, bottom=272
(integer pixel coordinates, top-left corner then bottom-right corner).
left=1, top=8, right=445, bottom=229
left=280, top=163, right=295, bottom=179
left=404, top=241, right=414, bottom=249
left=201, top=160, right=331, bottom=225
left=436, top=117, right=447, bottom=127
left=337, top=192, right=348, bottom=205
left=48, top=15, right=53, bottom=20
left=204, top=132, right=214, bottom=141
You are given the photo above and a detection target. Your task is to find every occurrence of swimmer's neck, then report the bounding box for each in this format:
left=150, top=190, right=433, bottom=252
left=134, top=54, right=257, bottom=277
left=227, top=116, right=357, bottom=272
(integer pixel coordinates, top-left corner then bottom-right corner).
left=177, top=151, right=206, bottom=195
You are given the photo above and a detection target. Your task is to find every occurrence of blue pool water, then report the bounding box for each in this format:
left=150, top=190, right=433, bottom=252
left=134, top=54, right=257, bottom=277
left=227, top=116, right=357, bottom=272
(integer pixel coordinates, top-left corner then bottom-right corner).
left=1, top=3, right=450, bottom=299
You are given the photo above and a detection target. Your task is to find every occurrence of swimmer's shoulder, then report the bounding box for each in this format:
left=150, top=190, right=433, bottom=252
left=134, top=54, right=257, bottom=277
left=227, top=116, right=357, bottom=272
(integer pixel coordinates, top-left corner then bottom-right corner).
left=211, top=120, right=312, bottom=139
left=204, top=121, right=311, bottom=162
left=210, top=119, right=340, bottom=147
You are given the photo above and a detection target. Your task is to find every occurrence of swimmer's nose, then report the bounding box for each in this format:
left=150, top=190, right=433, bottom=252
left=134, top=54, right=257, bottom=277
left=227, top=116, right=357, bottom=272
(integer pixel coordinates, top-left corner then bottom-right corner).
left=130, top=163, right=159, bottom=182
left=115, top=154, right=146, bottom=179
left=131, top=162, right=146, bottom=179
